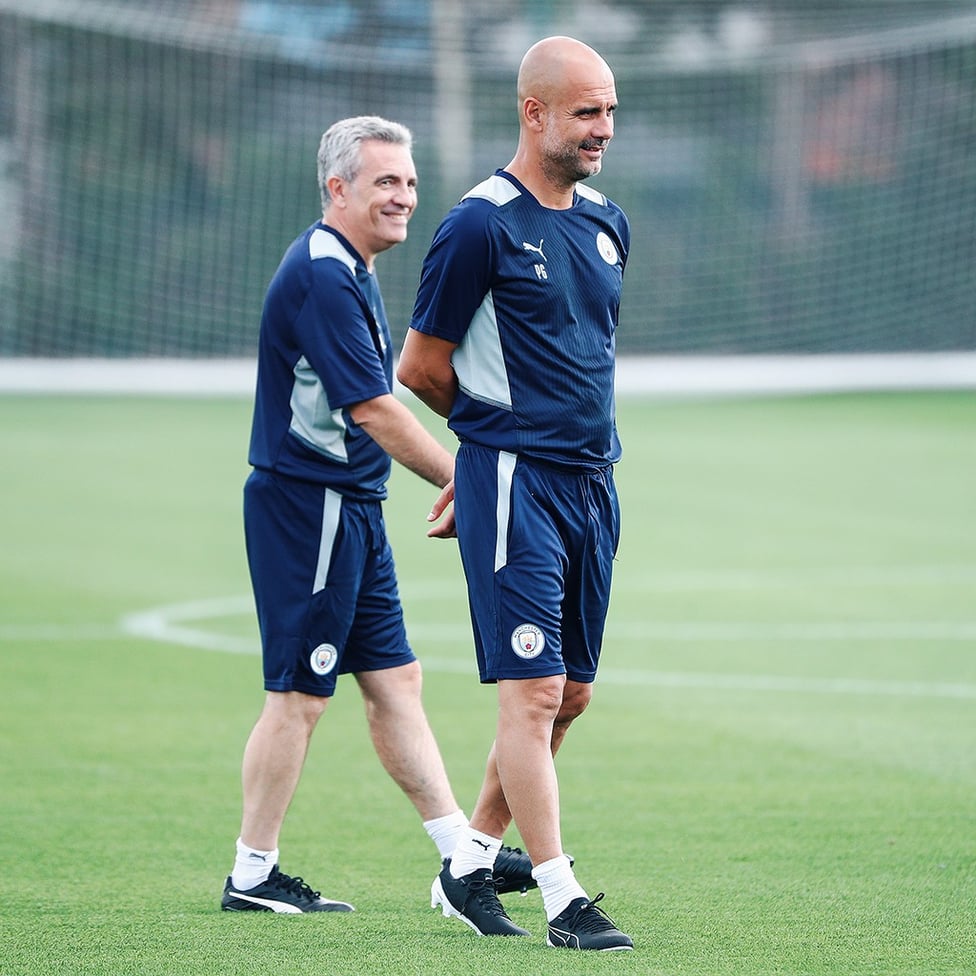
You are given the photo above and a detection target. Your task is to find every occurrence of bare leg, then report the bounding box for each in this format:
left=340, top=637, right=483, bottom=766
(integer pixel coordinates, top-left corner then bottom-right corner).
left=469, top=678, right=592, bottom=845
left=475, top=676, right=564, bottom=866
left=239, top=690, right=329, bottom=851
left=355, top=660, right=459, bottom=820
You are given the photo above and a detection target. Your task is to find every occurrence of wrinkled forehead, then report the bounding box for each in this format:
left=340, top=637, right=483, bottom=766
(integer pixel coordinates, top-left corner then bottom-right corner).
left=549, top=73, right=617, bottom=116
left=571, top=77, right=617, bottom=106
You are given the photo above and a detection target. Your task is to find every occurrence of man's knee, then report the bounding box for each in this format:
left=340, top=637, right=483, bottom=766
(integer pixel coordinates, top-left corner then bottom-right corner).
left=499, top=674, right=566, bottom=723
left=556, top=680, right=592, bottom=726
left=260, top=689, right=329, bottom=735
left=357, top=660, right=424, bottom=713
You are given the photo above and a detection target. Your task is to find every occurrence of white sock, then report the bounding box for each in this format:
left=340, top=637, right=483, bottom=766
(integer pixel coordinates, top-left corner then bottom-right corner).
left=423, top=809, right=468, bottom=860
left=448, top=827, right=502, bottom=878
left=231, top=837, right=278, bottom=891
left=532, top=854, right=588, bottom=921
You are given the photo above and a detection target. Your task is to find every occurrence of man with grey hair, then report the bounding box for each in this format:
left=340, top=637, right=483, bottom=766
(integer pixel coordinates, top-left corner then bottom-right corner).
left=221, top=116, right=532, bottom=913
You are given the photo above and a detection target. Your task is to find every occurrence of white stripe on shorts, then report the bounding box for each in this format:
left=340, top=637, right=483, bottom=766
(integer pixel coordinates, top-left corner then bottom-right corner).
left=313, top=488, right=343, bottom=594
left=494, top=451, right=517, bottom=573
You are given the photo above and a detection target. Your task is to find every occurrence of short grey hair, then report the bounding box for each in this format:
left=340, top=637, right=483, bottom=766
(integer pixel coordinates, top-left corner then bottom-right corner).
left=317, top=116, right=413, bottom=211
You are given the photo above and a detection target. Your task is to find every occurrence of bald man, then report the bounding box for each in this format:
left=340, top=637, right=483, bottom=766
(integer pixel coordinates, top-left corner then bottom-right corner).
left=398, top=37, right=633, bottom=951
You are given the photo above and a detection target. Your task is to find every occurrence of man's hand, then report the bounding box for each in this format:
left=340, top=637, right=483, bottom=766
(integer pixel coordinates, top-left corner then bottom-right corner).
left=426, top=480, right=456, bottom=539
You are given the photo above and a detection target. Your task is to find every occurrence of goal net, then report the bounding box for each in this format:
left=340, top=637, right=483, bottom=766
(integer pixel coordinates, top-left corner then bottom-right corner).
left=1, top=0, right=974, bottom=361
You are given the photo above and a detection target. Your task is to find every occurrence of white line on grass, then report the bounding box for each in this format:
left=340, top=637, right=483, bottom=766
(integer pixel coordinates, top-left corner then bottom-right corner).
left=376, top=620, right=976, bottom=641
left=417, top=657, right=976, bottom=701
left=607, top=621, right=976, bottom=640
left=0, top=624, right=125, bottom=640
left=106, top=596, right=976, bottom=702
left=378, top=565, right=976, bottom=597
left=614, top=565, right=976, bottom=591
left=5, top=595, right=972, bottom=699
left=120, top=596, right=256, bottom=654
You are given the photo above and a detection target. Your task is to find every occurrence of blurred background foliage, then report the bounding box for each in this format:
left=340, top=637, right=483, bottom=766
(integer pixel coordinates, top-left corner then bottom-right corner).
left=1, top=0, right=974, bottom=356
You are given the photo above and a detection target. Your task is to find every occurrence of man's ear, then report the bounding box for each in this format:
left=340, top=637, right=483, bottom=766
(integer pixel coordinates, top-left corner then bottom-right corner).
left=326, top=175, right=347, bottom=207
left=522, top=96, right=546, bottom=131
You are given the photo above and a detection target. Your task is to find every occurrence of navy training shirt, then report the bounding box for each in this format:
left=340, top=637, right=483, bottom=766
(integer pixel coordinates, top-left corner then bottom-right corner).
left=410, top=170, right=629, bottom=469
left=248, top=223, right=394, bottom=498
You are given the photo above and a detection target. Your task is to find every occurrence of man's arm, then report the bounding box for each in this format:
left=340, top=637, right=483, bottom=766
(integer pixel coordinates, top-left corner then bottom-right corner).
left=348, top=392, right=456, bottom=538
left=396, top=330, right=459, bottom=419
left=347, top=392, right=453, bottom=489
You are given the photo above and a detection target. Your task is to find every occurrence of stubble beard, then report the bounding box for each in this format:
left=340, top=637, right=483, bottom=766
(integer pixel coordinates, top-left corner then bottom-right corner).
left=542, top=141, right=604, bottom=188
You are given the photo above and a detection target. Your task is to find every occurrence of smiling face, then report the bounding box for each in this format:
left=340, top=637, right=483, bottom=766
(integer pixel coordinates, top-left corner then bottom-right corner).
left=325, top=139, right=417, bottom=268
left=539, top=77, right=617, bottom=186
left=508, top=37, right=618, bottom=206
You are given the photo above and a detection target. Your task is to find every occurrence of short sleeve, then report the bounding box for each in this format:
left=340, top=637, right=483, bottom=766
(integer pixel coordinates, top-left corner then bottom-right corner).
left=410, top=201, right=494, bottom=344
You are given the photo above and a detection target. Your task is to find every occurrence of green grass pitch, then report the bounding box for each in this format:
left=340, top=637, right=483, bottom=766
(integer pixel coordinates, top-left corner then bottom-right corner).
left=1, top=391, right=974, bottom=975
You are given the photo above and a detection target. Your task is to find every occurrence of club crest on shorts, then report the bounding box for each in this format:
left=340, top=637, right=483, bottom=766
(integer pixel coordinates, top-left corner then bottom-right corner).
left=310, top=643, right=338, bottom=675
left=510, top=623, right=546, bottom=659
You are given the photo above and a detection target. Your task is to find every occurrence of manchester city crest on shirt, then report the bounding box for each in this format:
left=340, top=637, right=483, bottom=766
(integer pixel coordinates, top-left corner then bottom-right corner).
left=510, top=623, right=546, bottom=659
left=596, top=231, right=618, bottom=265
left=310, top=643, right=339, bottom=675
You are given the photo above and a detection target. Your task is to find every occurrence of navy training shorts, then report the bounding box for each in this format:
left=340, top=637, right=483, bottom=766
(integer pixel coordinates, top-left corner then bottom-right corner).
left=453, top=442, right=620, bottom=684
left=243, top=468, right=415, bottom=697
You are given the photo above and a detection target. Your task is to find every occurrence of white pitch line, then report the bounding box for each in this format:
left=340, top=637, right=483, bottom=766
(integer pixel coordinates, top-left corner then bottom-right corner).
left=417, top=658, right=976, bottom=701
left=5, top=597, right=974, bottom=701
left=0, top=624, right=125, bottom=640
left=119, top=597, right=256, bottom=655
left=106, top=596, right=976, bottom=703
left=373, top=620, right=976, bottom=642
left=591, top=668, right=976, bottom=701
left=8, top=617, right=974, bottom=644
left=397, top=565, right=976, bottom=596
left=602, top=621, right=976, bottom=641
left=611, top=565, right=976, bottom=591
